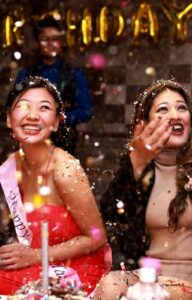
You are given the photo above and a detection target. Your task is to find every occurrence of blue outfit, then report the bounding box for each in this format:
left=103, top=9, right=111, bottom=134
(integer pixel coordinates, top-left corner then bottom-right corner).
left=16, top=57, right=93, bottom=154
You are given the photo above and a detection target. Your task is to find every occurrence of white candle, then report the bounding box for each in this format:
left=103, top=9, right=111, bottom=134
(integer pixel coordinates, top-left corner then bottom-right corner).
left=41, top=221, right=49, bottom=295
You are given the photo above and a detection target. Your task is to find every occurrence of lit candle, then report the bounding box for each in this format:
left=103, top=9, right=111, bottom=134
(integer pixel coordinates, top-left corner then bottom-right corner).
left=42, top=221, right=49, bottom=296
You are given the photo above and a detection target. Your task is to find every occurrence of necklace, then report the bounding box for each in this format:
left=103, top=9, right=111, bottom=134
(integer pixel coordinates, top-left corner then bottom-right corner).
left=155, top=148, right=178, bottom=166
left=21, top=145, right=55, bottom=197
left=39, top=145, right=55, bottom=196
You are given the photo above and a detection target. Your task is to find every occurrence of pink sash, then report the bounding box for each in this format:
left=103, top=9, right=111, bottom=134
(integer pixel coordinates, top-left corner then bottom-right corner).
left=0, top=154, right=32, bottom=245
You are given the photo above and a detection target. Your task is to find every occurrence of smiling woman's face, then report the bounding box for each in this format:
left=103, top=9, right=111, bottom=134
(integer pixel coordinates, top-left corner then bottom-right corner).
left=7, top=87, right=59, bottom=144
left=149, top=88, right=191, bottom=149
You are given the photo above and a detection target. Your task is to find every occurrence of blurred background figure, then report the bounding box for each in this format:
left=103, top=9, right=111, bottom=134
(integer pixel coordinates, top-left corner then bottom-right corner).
left=16, top=16, right=93, bottom=155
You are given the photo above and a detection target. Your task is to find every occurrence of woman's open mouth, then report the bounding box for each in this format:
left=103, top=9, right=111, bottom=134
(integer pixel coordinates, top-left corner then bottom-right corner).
left=171, top=123, right=184, bottom=136
left=22, top=124, right=42, bottom=135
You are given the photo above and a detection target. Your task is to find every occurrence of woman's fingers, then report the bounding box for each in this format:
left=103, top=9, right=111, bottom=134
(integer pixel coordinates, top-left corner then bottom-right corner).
left=146, top=119, right=171, bottom=146
left=147, top=126, right=172, bottom=153
left=142, top=117, right=164, bottom=138
left=0, top=257, right=15, bottom=267
left=154, top=126, right=172, bottom=151
left=133, top=121, right=145, bottom=138
left=130, top=116, right=172, bottom=160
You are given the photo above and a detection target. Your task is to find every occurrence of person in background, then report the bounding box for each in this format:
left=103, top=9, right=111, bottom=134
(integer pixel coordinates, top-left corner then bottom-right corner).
left=95, top=79, right=192, bottom=300
left=0, top=76, right=111, bottom=295
left=16, top=16, right=93, bottom=155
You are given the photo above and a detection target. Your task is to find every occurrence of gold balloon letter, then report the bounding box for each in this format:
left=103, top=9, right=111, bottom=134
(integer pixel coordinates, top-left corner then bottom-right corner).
left=1, top=15, right=14, bottom=48
left=99, top=6, right=125, bottom=43
left=161, top=1, right=192, bottom=43
left=65, top=8, right=79, bottom=47
left=131, top=1, right=158, bottom=46
left=12, top=8, right=26, bottom=46
left=81, top=8, right=92, bottom=46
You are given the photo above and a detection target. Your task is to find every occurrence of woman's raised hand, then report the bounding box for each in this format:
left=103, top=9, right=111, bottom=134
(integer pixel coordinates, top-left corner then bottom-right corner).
left=129, top=116, right=172, bottom=178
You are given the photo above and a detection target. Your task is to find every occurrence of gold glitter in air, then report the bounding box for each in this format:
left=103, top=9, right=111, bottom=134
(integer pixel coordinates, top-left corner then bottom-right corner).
left=24, top=201, right=34, bottom=213
left=117, top=208, right=124, bottom=214
left=164, top=241, right=169, bottom=248
left=145, top=66, right=156, bottom=76
left=33, top=193, right=46, bottom=208
left=141, top=170, right=154, bottom=190
left=19, top=147, right=25, bottom=157
left=45, top=139, right=52, bottom=146
left=20, top=103, right=29, bottom=112
left=16, top=170, right=22, bottom=182
left=39, top=185, right=51, bottom=196
left=37, top=175, right=43, bottom=185
left=116, top=200, right=124, bottom=209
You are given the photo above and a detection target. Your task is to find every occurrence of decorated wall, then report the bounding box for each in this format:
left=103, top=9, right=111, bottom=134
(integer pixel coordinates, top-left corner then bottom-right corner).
left=1, top=0, right=192, bottom=198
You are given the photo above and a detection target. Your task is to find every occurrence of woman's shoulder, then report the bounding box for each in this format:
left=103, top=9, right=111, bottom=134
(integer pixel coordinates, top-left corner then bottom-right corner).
left=53, top=147, right=83, bottom=178
left=53, top=147, right=80, bottom=164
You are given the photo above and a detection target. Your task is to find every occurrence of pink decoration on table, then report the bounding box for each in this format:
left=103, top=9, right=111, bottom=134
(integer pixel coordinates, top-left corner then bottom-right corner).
left=60, top=267, right=81, bottom=288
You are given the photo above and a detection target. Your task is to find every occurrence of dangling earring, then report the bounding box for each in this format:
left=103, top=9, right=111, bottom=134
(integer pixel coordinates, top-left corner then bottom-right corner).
left=19, top=145, right=25, bottom=157
left=10, top=130, right=16, bottom=139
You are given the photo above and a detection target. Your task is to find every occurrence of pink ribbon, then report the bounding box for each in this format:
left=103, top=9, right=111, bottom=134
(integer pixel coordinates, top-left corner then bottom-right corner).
left=0, top=154, right=32, bottom=245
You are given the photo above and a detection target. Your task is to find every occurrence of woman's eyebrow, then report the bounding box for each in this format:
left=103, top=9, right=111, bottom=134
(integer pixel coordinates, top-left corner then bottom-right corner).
left=39, top=100, right=53, bottom=104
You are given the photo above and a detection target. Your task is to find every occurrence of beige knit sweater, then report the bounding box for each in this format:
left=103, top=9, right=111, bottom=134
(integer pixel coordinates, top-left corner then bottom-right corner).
left=146, top=161, right=192, bottom=281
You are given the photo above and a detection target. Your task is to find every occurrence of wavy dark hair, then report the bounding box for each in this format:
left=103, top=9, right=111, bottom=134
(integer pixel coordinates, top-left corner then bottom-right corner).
left=131, top=78, right=192, bottom=231
left=169, top=145, right=192, bottom=230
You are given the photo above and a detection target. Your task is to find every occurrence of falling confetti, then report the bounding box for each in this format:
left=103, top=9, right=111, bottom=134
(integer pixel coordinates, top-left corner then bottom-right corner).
left=120, top=261, right=126, bottom=271
left=39, top=185, right=52, bottom=196
left=24, top=202, right=34, bottom=213
left=88, top=53, right=107, bottom=69
left=91, top=226, right=101, bottom=241
left=33, top=193, right=46, bottom=209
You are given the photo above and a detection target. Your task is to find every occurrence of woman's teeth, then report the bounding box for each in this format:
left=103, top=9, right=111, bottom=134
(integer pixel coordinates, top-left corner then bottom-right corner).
left=172, top=124, right=183, bottom=132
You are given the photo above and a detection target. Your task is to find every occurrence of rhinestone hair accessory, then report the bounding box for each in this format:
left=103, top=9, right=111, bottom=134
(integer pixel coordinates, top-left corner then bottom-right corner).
left=21, top=76, right=63, bottom=107
left=7, top=76, right=65, bottom=119
left=136, top=78, right=188, bottom=109
left=27, top=76, right=65, bottom=116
